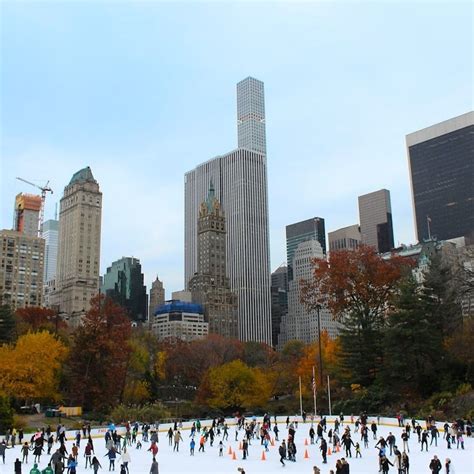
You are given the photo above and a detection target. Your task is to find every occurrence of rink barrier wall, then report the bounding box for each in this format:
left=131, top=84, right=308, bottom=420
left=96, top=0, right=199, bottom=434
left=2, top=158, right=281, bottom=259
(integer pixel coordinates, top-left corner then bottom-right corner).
left=22, top=416, right=448, bottom=440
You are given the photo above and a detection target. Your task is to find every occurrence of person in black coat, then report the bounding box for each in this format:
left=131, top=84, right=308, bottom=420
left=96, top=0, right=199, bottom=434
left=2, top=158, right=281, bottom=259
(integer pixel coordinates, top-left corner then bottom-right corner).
left=319, top=437, right=327, bottom=464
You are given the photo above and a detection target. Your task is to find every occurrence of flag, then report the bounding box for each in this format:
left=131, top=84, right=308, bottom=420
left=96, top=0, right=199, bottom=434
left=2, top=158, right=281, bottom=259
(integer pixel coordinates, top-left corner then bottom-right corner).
left=311, top=376, right=316, bottom=392
left=427, top=216, right=432, bottom=223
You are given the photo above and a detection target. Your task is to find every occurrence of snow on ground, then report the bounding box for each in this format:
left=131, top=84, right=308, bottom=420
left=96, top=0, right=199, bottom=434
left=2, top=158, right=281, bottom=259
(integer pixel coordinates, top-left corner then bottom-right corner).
left=1, top=417, right=473, bottom=474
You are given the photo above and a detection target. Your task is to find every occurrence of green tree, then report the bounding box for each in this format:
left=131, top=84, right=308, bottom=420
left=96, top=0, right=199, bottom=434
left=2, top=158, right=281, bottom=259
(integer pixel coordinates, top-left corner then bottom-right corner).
left=421, top=253, right=462, bottom=337
left=383, top=277, right=443, bottom=397
left=0, top=305, right=16, bottom=344
left=0, top=393, right=13, bottom=434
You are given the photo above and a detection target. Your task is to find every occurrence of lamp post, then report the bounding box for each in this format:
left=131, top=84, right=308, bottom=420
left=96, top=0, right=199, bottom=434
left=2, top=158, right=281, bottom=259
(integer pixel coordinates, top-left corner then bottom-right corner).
left=316, top=304, right=324, bottom=409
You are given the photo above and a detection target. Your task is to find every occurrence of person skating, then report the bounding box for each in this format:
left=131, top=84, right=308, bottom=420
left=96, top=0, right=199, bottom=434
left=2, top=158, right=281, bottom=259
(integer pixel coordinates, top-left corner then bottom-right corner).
left=309, top=426, right=315, bottom=444
left=149, top=457, right=159, bottom=474
left=29, top=464, right=41, bottom=474
left=421, top=430, right=429, bottom=451
left=15, top=458, right=22, bottom=474
left=320, top=437, right=328, bottom=463
left=242, top=439, right=249, bottom=460
left=67, top=454, right=77, bottom=474
left=380, top=455, right=394, bottom=474
left=21, top=442, right=31, bottom=463
left=386, top=432, right=396, bottom=456
left=173, top=431, right=183, bottom=452
left=0, top=440, right=11, bottom=464
left=41, top=463, right=53, bottom=474
left=189, top=438, right=195, bottom=456
left=355, top=441, right=361, bottom=458
left=85, top=442, right=94, bottom=469
left=445, top=457, right=455, bottom=473
left=278, top=440, right=286, bottom=466
left=401, top=451, right=410, bottom=474
left=104, top=447, right=117, bottom=471
left=167, top=428, right=173, bottom=446
left=429, top=455, right=442, bottom=474
left=273, top=423, right=279, bottom=441
left=119, top=447, right=130, bottom=474
left=91, top=456, right=102, bottom=474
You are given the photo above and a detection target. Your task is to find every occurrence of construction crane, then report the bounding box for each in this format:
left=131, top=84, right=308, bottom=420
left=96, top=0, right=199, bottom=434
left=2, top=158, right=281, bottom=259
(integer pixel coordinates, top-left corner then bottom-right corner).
left=16, top=177, right=53, bottom=236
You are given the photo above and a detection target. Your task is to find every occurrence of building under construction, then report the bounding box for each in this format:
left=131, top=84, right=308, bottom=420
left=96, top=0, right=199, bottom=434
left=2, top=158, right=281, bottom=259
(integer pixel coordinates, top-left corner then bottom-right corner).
left=13, top=193, right=42, bottom=237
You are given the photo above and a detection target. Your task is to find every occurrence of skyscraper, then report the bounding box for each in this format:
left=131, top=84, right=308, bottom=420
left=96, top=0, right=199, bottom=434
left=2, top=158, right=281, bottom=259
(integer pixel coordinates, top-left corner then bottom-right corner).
left=101, top=257, right=148, bottom=323
left=358, top=189, right=394, bottom=253
left=42, top=219, right=59, bottom=283
left=237, top=77, right=266, bottom=154
left=13, top=193, right=41, bottom=237
left=278, top=240, right=338, bottom=349
left=406, top=111, right=474, bottom=242
left=54, top=167, right=102, bottom=326
left=188, top=183, right=238, bottom=338
left=0, top=229, right=45, bottom=309
left=149, top=276, right=165, bottom=319
left=328, top=224, right=361, bottom=252
left=286, top=217, right=326, bottom=281
left=185, top=77, right=272, bottom=344
left=271, top=264, right=288, bottom=348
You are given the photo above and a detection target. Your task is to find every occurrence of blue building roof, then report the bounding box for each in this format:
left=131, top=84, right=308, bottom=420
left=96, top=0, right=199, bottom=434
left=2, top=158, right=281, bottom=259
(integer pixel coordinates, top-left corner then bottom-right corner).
left=154, top=300, right=203, bottom=316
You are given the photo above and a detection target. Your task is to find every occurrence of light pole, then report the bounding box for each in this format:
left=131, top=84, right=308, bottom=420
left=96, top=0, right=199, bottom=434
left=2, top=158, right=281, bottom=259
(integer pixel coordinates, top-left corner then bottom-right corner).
left=316, top=304, right=324, bottom=409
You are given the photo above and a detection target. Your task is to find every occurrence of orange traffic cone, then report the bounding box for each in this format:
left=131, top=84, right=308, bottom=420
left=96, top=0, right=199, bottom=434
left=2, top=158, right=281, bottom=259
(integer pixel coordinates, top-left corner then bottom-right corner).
left=304, top=449, right=309, bottom=459
left=328, top=447, right=332, bottom=455
left=228, top=445, right=232, bottom=455
left=239, top=441, right=243, bottom=450
left=261, top=451, right=266, bottom=461
left=270, top=438, right=275, bottom=446
left=232, top=451, right=237, bottom=460
left=304, top=438, right=308, bottom=446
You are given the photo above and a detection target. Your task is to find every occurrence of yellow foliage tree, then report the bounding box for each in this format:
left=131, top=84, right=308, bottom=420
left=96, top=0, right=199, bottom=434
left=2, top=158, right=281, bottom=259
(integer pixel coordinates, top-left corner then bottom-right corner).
left=123, top=380, right=150, bottom=405
left=0, top=331, right=68, bottom=401
left=295, top=331, right=342, bottom=396
left=205, top=360, right=271, bottom=411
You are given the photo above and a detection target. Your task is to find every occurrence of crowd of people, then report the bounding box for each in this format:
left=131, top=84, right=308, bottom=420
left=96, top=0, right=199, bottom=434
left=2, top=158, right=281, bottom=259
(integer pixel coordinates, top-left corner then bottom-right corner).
left=0, top=413, right=471, bottom=473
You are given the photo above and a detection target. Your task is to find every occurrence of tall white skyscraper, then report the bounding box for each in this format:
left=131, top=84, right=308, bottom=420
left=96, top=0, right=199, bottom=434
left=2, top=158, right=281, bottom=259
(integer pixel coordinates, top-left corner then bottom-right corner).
left=237, top=77, right=266, bottom=155
left=42, top=219, right=59, bottom=283
left=185, top=77, right=272, bottom=344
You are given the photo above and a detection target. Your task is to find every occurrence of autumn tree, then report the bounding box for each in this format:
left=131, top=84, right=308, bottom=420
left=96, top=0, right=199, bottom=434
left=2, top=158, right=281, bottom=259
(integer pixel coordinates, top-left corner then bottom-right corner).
left=164, top=334, right=243, bottom=391
left=301, top=245, right=411, bottom=387
left=0, top=331, right=68, bottom=401
left=0, top=305, right=16, bottom=344
left=200, top=360, right=271, bottom=412
left=123, top=329, right=165, bottom=404
left=15, top=306, right=67, bottom=335
left=64, top=295, right=131, bottom=413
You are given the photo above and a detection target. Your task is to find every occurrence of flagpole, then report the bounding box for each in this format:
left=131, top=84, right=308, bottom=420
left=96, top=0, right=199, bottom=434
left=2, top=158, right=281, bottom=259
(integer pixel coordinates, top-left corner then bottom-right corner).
left=299, top=376, right=303, bottom=417
left=312, top=366, right=317, bottom=418
left=327, top=375, right=332, bottom=416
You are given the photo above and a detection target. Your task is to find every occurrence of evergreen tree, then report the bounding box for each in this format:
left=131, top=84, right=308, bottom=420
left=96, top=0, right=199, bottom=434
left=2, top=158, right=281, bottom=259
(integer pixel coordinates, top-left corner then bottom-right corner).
left=383, top=277, right=443, bottom=397
left=0, top=393, right=13, bottom=434
left=421, top=253, right=462, bottom=337
left=0, top=305, right=16, bottom=344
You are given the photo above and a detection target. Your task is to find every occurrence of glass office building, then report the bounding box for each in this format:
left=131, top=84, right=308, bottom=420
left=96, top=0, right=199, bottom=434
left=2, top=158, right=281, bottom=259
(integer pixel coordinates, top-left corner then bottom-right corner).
left=406, top=112, right=474, bottom=242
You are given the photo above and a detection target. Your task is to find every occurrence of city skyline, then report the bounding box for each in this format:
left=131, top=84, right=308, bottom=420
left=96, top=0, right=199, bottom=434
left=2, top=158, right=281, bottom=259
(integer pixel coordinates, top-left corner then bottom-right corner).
left=1, top=2, right=472, bottom=295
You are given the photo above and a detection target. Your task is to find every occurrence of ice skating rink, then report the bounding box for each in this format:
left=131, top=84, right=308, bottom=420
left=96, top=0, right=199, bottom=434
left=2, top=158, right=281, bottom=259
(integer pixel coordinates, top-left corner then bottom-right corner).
left=1, top=417, right=472, bottom=474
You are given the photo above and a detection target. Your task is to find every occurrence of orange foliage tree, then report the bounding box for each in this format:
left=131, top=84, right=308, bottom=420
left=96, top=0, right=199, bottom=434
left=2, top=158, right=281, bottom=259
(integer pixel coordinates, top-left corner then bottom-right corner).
left=300, top=245, right=412, bottom=387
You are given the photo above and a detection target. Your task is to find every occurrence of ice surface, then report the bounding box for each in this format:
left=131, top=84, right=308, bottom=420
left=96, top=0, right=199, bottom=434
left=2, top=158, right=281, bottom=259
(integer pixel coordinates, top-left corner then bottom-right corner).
left=1, top=417, right=472, bottom=474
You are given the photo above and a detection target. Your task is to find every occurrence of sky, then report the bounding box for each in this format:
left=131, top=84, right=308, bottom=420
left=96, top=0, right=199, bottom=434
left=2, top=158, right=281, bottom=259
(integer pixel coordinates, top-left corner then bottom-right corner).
left=1, top=1, right=472, bottom=296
